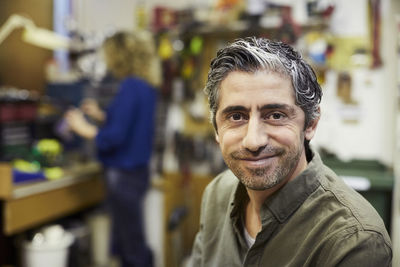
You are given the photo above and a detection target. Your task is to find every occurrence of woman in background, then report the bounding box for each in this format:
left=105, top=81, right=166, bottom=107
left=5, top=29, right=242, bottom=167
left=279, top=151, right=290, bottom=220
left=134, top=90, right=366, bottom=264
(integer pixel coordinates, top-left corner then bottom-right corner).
left=65, top=30, right=161, bottom=267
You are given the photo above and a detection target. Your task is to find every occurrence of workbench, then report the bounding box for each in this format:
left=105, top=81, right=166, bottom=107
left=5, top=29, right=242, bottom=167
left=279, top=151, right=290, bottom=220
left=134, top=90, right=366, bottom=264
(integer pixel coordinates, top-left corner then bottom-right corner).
left=0, top=161, right=105, bottom=264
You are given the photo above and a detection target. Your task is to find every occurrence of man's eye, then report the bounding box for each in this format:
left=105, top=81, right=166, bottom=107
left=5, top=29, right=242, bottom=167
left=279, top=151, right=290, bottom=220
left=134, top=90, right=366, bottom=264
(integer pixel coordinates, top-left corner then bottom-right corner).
left=230, top=113, right=244, bottom=121
left=268, top=112, right=286, bottom=120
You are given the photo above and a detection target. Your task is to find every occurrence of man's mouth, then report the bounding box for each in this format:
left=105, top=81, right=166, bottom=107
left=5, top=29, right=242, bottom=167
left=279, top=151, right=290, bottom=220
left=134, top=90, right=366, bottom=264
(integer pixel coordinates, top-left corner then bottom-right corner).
left=238, top=155, right=277, bottom=168
left=231, top=147, right=284, bottom=168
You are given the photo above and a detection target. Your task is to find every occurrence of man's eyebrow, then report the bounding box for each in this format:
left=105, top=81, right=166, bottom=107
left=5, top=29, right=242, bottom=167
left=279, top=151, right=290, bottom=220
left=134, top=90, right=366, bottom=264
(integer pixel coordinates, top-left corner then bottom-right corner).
left=219, top=103, right=296, bottom=116
left=260, top=104, right=296, bottom=114
left=220, top=105, right=249, bottom=115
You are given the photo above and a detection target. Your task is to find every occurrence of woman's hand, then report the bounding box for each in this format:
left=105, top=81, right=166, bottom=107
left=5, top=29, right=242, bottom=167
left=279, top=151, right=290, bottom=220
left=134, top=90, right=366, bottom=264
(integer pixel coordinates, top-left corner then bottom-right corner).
left=80, top=98, right=106, bottom=123
left=64, top=108, right=98, bottom=140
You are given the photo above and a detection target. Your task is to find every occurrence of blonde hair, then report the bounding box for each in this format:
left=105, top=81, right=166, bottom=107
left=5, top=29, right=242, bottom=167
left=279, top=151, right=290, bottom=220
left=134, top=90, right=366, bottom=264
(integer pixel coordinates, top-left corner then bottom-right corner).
left=102, top=31, right=162, bottom=87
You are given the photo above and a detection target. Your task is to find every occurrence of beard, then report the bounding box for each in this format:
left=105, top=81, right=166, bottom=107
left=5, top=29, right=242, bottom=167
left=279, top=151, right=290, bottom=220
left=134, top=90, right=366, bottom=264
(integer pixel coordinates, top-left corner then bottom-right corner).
left=225, top=143, right=303, bottom=191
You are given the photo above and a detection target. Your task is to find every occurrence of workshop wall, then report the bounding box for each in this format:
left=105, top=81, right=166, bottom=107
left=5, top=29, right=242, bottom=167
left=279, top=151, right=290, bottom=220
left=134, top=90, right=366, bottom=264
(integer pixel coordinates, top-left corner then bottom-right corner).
left=69, top=0, right=398, bottom=166
left=1, top=1, right=399, bottom=266
left=311, top=0, right=397, bottom=166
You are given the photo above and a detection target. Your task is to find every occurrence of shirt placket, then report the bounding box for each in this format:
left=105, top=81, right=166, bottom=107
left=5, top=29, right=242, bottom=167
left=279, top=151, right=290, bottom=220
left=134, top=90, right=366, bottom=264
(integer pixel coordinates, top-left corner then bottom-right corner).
left=242, top=210, right=279, bottom=267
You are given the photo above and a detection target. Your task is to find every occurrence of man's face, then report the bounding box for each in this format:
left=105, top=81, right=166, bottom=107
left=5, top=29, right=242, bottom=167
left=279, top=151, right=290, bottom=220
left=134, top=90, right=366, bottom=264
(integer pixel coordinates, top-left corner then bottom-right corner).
left=215, top=70, right=318, bottom=190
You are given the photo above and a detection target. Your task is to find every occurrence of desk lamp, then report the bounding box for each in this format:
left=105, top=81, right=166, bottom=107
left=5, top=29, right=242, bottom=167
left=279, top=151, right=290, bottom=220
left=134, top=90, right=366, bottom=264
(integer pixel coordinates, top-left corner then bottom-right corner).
left=0, top=14, right=70, bottom=50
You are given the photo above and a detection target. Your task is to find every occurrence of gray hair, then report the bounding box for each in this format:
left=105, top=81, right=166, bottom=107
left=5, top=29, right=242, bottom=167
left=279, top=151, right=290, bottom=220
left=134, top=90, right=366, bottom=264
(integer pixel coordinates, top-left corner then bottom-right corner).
left=204, top=37, right=322, bottom=131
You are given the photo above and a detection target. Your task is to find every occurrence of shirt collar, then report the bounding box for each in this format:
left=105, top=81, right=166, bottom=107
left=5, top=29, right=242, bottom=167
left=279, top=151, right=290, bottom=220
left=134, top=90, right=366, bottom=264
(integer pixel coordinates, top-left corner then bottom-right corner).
left=261, top=150, right=322, bottom=223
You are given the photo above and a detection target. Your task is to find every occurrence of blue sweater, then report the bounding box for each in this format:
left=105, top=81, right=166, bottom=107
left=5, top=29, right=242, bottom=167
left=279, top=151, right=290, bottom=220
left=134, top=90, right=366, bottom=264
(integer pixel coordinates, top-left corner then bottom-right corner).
left=95, top=77, right=157, bottom=170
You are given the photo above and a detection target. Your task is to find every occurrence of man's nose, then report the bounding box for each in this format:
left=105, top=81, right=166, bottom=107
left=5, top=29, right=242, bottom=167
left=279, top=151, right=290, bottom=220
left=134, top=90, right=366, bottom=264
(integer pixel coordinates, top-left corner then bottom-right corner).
left=242, top=117, right=268, bottom=152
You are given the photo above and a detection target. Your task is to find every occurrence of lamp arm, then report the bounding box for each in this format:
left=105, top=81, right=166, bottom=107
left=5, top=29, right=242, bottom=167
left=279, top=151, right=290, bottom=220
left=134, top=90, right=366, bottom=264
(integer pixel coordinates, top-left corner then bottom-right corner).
left=0, top=14, right=35, bottom=45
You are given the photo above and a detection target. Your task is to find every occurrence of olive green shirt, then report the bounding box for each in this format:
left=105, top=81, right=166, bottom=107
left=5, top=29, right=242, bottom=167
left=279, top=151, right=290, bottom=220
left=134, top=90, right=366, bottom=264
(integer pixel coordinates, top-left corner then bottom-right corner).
left=191, top=152, right=392, bottom=267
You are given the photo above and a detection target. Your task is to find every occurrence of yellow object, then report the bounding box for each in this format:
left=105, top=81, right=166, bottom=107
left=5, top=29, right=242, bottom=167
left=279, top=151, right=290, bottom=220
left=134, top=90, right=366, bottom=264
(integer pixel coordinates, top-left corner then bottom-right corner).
left=328, top=37, right=371, bottom=70
left=44, top=167, right=64, bottom=180
left=12, top=159, right=40, bottom=173
left=158, top=35, right=173, bottom=60
left=36, top=139, right=63, bottom=156
left=135, top=5, right=148, bottom=30
left=181, top=58, right=194, bottom=80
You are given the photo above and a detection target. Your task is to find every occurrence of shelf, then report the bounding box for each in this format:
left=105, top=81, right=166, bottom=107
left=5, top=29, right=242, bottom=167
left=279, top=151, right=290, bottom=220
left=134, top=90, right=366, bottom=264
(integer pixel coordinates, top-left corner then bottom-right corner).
left=11, top=161, right=102, bottom=199
left=0, top=162, right=105, bottom=235
left=178, top=18, right=328, bottom=38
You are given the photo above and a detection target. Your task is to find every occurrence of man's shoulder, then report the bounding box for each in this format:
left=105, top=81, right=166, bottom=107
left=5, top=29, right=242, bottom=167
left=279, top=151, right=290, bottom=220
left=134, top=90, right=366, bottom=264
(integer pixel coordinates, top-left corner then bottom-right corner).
left=315, top=164, right=391, bottom=243
left=202, top=169, right=239, bottom=204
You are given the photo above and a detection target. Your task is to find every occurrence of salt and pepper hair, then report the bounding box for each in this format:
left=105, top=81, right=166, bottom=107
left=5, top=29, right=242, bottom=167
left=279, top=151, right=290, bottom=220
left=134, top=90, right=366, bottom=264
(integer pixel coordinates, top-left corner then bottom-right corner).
left=205, top=37, right=322, bottom=131
left=102, top=31, right=162, bottom=87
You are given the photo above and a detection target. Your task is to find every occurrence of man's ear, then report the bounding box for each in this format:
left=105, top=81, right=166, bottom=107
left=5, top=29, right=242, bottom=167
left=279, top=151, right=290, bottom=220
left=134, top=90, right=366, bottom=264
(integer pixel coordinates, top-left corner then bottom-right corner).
left=215, top=132, right=220, bottom=144
left=305, top=109, right=320, bottom=141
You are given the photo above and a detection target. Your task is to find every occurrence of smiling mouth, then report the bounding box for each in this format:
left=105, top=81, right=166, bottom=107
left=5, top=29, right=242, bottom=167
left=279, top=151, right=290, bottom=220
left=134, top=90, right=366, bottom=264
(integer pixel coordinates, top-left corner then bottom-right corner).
left=240, top=155, right=277, bottom=167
